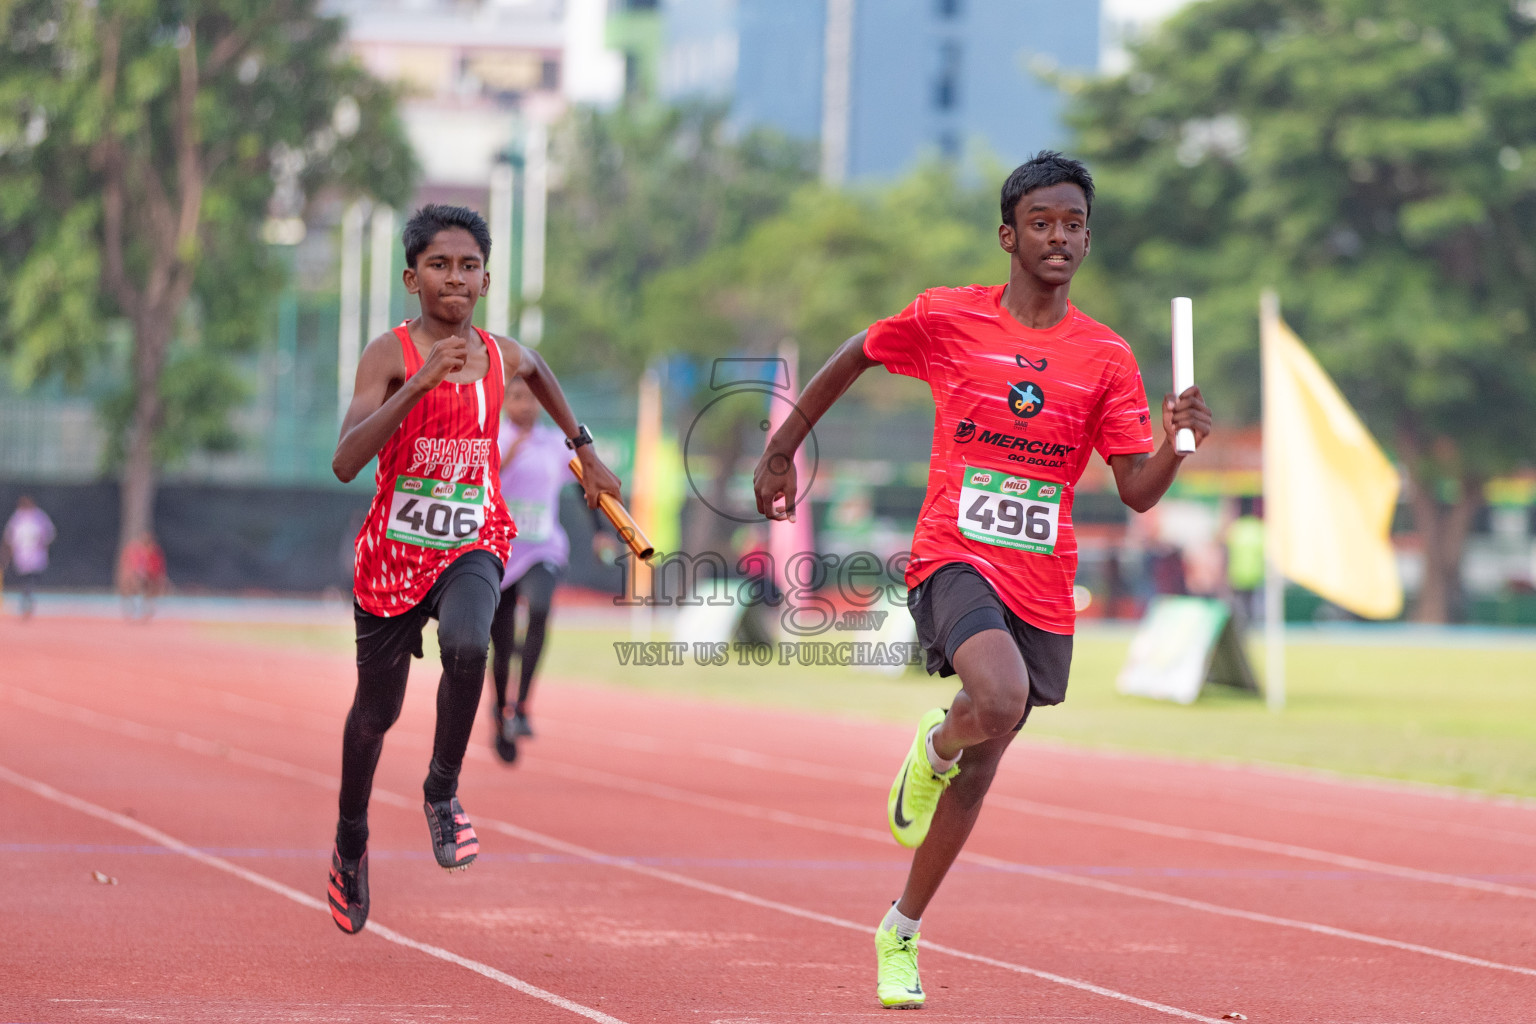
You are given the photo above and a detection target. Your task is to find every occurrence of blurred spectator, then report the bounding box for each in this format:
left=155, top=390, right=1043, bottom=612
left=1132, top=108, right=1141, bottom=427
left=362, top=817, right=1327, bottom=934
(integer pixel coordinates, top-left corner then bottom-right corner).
left=3, top=496, right=56, bottom=620
left=1225, top=497, right=1266, bottom=625
left=118, top=531, right=168, bottom=621
left=1147, top=541, right=1189, bottom=596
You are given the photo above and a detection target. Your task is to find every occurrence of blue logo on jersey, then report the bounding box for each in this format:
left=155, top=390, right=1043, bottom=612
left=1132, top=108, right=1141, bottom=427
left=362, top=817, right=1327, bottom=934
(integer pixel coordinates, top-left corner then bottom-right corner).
left=1007, top=381, right=1046, bottom=419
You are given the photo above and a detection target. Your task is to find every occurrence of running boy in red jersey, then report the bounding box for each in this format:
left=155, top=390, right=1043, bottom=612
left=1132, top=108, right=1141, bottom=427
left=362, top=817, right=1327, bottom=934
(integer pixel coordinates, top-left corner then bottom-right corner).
left=754, top=153, right=1211, bottom=1008
left=327, top=204, right=620, bottom=935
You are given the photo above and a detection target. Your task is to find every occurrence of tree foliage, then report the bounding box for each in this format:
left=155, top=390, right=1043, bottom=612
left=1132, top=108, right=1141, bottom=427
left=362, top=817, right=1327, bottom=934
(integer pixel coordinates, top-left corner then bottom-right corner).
left=539, top=103, right=815, bottom=374
left=0, top=0, right=415, bottom=554
left=634, top=162, right=1005, bottom=373
left=1067, top=0, right=1536, bottom=620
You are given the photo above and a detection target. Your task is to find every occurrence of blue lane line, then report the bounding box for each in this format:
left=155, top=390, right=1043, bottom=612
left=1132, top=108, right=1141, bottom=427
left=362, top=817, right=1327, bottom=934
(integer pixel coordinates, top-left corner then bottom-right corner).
left=5, top=844, right=1536, bottom=883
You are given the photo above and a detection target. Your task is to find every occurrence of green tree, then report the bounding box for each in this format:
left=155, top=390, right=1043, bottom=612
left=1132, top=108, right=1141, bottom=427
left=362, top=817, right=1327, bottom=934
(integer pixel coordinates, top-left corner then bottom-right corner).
left=635, top=161, right=1002, bottom=365
left=0, top=0, right=414, bottom=566
left=539, top=102, right=814, bottom=374
left=1068, top=0, right=1536, bottom=621
left=632, top=162, right=1006, bottom=554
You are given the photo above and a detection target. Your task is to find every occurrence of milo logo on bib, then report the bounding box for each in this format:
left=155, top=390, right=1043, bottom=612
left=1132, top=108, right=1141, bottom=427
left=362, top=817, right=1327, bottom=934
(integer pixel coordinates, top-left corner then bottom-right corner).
left=957, top=468, right=1063, bottom=554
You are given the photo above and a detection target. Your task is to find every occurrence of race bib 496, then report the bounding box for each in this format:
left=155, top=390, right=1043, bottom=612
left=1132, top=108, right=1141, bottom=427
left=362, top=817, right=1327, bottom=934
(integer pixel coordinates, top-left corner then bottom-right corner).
left=957, top=469, right=1062, bottom=554
left=386, top=476, right=486, bottom=550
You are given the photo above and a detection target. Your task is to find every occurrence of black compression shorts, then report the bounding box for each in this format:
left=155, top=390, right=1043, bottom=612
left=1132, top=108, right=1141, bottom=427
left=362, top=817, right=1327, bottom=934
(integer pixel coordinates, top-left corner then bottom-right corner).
left=907, top=562, right=1074, bottom=728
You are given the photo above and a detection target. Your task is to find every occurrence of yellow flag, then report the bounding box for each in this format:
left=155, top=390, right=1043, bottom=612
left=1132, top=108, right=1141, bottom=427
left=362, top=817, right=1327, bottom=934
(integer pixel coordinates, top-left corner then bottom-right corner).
left=1261, top=303, right=1403, bottom=619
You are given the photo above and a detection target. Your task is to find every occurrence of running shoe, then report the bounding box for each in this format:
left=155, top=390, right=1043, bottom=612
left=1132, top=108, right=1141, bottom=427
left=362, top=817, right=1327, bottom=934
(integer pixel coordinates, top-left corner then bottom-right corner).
left=424, top=796, right=479, bottom=870
left=327, top=844, right=369, bottom=934
left=875, top=920, right=925, bottom=1009
left=510, top=704, right=534, bottom=738
left=493, top=707, right=518, bottom=764
left=887, top=707, right=959, bottom=848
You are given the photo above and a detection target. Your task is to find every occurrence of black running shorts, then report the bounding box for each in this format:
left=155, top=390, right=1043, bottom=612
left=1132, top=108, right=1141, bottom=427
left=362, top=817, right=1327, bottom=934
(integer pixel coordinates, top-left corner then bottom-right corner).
left=907, top=562, right=1074, bottom=728
left=353, top=548, right=504, bottom=662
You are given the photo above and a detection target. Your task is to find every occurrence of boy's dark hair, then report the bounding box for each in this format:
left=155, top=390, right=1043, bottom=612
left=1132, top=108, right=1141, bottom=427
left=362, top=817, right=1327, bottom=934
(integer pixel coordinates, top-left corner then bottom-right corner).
left=402, top=204, right=492, bottom=267
left=1000, top=151, right=1094, bottom=227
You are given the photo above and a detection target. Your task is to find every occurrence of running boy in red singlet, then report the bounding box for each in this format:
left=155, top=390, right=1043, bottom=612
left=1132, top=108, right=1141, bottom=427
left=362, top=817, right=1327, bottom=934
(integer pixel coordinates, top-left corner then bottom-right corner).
left=326, top=204, right=620, bottom=935
left=754, top=153, right=1211, bottom=1008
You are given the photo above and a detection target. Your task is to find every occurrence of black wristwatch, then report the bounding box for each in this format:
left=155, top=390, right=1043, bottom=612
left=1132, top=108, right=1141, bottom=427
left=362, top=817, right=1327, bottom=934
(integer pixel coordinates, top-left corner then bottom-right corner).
left=565, top=423, right=594, bottom=451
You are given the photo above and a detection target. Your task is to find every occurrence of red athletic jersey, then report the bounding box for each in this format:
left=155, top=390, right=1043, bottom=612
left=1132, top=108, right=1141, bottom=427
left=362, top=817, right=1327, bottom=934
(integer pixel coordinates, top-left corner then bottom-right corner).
left=353, top=325, right=516, bottom=616
left=864, top=286, right=1154, bottom=634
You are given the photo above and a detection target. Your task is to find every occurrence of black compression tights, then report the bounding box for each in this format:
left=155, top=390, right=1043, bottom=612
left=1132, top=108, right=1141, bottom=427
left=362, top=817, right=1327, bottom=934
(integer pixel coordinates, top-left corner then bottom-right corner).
left=488, top=562, right=558, bottom=712
left=336, top=557, right=499, bottom=859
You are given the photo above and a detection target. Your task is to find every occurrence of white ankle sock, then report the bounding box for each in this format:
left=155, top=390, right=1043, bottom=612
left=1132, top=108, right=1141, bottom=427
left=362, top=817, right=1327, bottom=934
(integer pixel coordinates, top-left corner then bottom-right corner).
left=925, top=725, right=959, bottom=773
left=882, top=903, right=921, bottom=939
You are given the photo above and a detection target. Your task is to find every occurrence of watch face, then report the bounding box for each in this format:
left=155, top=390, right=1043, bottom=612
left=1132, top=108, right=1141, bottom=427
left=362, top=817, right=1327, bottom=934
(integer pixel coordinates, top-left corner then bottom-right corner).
left=683, top=386, right=819, bottom=523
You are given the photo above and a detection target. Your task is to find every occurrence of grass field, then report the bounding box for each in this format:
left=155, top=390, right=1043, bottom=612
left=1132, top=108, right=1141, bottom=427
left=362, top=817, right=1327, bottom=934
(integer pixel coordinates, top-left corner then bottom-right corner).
left=208, top=619, right=1536, bottom=800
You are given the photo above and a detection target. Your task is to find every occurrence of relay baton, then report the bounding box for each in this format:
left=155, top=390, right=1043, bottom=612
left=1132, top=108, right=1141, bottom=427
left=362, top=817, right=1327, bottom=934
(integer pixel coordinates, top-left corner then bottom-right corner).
left=1170, top=297, right=1197, bottom=455
left=568, top=456, right=655, bottom=559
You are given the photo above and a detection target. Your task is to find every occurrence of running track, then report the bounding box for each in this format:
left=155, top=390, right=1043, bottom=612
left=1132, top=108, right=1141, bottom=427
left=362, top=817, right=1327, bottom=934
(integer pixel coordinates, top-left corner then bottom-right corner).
left=3, top=618, right=1535, bottom=1022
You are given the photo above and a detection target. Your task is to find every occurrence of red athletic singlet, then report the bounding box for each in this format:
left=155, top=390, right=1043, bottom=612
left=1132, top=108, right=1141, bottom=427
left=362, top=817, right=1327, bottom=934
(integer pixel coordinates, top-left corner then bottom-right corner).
left=353, top=325, right=517, bottom=616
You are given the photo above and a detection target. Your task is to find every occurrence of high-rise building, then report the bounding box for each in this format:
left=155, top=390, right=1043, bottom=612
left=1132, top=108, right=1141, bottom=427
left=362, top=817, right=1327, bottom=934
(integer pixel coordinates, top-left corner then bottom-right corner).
left=661, top=0, right=1100, bottom=182
left=326, top=0, right=624, bottom=188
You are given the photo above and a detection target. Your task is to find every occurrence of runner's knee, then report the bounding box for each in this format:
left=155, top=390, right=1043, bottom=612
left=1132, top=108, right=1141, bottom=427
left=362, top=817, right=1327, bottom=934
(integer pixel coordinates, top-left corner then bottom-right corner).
left=438, top=621, right=490, bottom=672
left=436, top=575, right=498, bottom=671
left=970, top=683, right=1030, bottom=738
left=347, top=691, right=405, bottom=739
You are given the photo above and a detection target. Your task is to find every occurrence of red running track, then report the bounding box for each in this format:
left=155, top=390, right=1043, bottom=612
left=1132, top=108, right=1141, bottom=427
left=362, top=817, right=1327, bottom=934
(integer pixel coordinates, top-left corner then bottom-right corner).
left=3, top=618, right=1535, bottom=1022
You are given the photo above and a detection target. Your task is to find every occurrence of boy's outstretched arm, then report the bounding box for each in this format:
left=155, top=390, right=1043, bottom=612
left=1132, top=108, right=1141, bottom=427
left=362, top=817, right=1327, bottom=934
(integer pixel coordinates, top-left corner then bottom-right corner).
left=506, top=340, right=623, bottom=509
left=1108, top=385, right=1213, bottom=513
left=754, top=330, right=880, bottom=521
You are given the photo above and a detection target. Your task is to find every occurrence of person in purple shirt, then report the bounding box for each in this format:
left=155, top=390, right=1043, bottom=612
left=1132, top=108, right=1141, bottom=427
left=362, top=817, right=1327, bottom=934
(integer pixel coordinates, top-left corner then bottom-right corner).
left=3, top=496, right=56, bottom=620
left=488, top=377, right=611, bottom=762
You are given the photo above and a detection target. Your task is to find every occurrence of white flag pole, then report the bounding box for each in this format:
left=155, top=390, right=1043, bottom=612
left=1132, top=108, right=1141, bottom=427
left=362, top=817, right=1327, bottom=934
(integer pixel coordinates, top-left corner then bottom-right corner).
left=366, top=205, right=395, bottom=343
left=519, top=120, right=549, bottom=346
left=487, top=160, right=515, bottom=337
left=1260, top=288, right=1286, bottom=712
left=337, top=200, right=367, bottom=424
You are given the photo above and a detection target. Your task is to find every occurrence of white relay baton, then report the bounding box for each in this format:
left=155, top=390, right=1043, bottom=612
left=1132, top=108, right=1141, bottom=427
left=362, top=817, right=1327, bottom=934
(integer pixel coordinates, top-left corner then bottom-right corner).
left=1170, top=297, right=1196, bottom=455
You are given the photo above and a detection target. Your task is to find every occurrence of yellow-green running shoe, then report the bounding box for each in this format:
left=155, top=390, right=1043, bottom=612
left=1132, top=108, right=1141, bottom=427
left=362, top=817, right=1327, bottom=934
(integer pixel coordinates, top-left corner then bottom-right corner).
left=875, top=921, right=925, bottom=1009
left=887, top=707, right=959, bottom=848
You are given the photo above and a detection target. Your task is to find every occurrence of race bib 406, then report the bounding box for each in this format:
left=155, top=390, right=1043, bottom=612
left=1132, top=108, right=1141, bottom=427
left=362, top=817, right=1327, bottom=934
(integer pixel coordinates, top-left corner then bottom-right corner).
left=957, top=469, right=1061, bottom=554
left=386, top=476, right=486, bottom=550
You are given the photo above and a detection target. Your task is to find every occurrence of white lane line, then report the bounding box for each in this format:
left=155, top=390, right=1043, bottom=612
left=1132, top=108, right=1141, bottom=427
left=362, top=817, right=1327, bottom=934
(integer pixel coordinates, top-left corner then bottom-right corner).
left=0, top=691, right=1227, bottom=1022
left=998, top=752, right=1536, bottom=848
left=466, top=817, right=1229, bottom=1024
left=533, top=718, right=1536, bottom=899
left=521, top=760, right=1536, bottom=980
left=85, top=668, right=1536, bottom=867
left=0, top=763, right=631, bottom=1024
left=10, top=685, right=1536, bottom=985
left=985, top=793, right=1536, bottom=899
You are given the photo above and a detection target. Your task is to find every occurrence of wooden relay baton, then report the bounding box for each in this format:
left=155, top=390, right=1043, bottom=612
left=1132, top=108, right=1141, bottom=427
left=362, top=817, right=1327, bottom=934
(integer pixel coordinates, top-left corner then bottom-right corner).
left=568, top=456, right=655, bottom=559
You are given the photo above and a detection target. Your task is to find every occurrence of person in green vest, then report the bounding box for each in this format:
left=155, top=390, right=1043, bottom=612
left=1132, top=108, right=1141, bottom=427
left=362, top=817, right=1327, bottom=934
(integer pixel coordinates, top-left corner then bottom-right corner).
left=1225, top=496, right=1266, bottom=624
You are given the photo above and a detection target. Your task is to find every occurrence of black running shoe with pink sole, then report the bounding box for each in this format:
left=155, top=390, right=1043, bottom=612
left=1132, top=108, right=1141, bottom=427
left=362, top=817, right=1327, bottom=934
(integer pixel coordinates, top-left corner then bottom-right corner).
left=425, top=796, right=479, bottom=871
left=327, top=845, right=369, bottom=934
